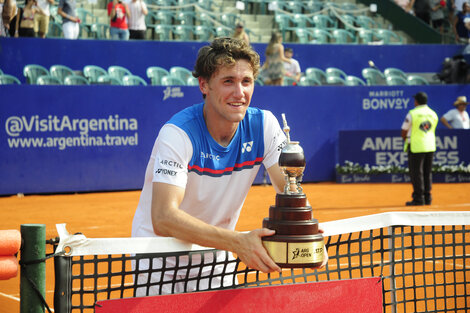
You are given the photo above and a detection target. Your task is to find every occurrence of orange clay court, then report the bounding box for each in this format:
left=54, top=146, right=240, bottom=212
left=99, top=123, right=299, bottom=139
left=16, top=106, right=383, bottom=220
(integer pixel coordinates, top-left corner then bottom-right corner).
left=0, top=182, right=470, bottom=312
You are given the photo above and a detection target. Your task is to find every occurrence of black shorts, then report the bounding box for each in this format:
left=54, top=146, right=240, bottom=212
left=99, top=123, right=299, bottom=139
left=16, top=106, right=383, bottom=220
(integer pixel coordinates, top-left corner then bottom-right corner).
left=19, top=27, right=35, bottom=37
left=432, top=18, right=444, bottom=28
left=129, top=29, right=146, bottom=40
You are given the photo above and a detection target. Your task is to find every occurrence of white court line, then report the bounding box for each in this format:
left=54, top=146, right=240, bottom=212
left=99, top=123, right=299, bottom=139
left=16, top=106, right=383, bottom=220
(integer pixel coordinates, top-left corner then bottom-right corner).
left=0, top=291, right=20, bottom=302
left=0, top=291, right=55, bottom=312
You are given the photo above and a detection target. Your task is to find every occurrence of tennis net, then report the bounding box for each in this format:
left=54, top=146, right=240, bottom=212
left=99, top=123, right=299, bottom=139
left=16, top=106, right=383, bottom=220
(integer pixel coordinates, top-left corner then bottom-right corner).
left=53, top=211, right=470, bottom=313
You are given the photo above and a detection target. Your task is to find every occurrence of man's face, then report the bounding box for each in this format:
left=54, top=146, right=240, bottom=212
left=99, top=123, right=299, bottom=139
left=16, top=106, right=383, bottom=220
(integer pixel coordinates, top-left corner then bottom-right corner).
left=200, top=59, right=254, bottom=124
left=285, top=51, right=293, bottom=59
left=457, top=104, right=467, bottom=112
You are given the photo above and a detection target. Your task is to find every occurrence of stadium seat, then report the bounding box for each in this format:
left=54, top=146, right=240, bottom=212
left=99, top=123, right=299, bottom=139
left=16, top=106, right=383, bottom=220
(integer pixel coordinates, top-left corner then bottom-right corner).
left=311, top=14, right=337, bottom=29
left=50, top=64, right=74, bottom=83
left=357, top=28, right=376, bottom=44
left=386, top=75, right=407, bottom=86
left=197, top=12, right=216, bottom=27
left=97, top=74, right=122, bottom=85
left=49, top=6, right=61, bottom=23
left=298, top=76, right=321, bottom=86
left=345, top=75, right=366, bottom=86
left=362, top=68, right=386, bottom=85
left=339, top=14, right=357, bottom=30
left=291, top=14, right=310, bottom=28
left=83, top=65, right=108, bottom=83
left=161, top=75, right=186, bottom=86
left=169, top=66, right=193, bottom=82
left=108, top=66, right=132, bottom=83
left=37, top=75, right=61, bottom=85
left=24, top=64, right=49, bottom=84
left=152, top=0, right=176, bottom=6
left=280, top=1, right=303, bottom=13
left=274, top=13, right=293, bottom=40
left=282, top=76, right=297, bottom=86
left=310, top=28, right=333, bottom=44
left=146, top=10, right=174, bottom=28
left=186, top=76, right=199, bottom=86
left=122, top=75, right=148, bottom=86
left=175, top=0, right=194, bottom=11
left=305, top=67, right=327, bottom=84
left=341, top=3, right=359, bottom=11
left=47, top=21, right=63, bottom=38
left=0, top=74, right=21, bottom=85
left=173, top=25, right=193, bottom=41
left=76, top=8, right=98, bottom=32
left=174, top=11, right=196, bottom=25
left=147, top=66, right=170, bottom=85
left=90, top=23, right=110, bottom=39
left=294, top=28, right=314, bottom=43
left=406, top=75, right=429, bottom=85
left=195, top=0, right=215, bottom=11
left=153, top=24, right=173, bottom=41
left=325, top=67, right=348, bottom=79
left=255, top=78, right=264, bottom=86
left=375, top=29, right=403, bottom=44
left=193, top=25, right=215, bottom=41
left=215, top=26, right=232, bottom=37
left=79, top=24, right=92, bottom=38
left=384, top=67, right=407, bottom=79
left=302, top=1, right=323, bottom=13
left=220, top=13, right=239, bottom=28
left=355, top=15, right=381, bottom=29
left=331, top=29, right=356, bottom=44
left=64, top=75, right=90, bottom=85
left=326, top=76, right=346, bottom=85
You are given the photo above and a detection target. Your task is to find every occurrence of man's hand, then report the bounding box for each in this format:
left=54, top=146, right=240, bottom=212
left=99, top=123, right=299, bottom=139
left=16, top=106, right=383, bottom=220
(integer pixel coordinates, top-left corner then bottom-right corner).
left=317, top=228, right=329, bottom=268
left=233, top=229, right=281, bottom=273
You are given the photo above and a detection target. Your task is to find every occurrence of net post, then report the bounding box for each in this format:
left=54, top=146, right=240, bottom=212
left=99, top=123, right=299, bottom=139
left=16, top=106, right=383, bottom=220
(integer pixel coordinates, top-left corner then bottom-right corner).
left=388, top=226, right=397, bottom=313
left=54, top=254, right=72, bottom=313
left=20, top=224, right=46, bottom=313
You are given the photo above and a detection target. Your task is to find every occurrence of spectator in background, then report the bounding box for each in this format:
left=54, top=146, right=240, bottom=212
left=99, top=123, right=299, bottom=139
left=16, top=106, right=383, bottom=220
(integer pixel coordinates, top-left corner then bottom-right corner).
left=411, top=0, right=432, bottom=24
left=2, top=0, right=18, bottom=36
left=440, top=96, right=470, bottom=129
left=430, top=0, right=446, bottom=33
left=14, top=0, right=45, bottom=37
left=1, top=0, right=15, bottom=36
left=401, top=92, right=438, bottom=206
left=395, top=0, right=414, bottom=13
left=34, top=0, right=53, bottom=38
left=108, top=0, right=130, bottom=40
left=127, top=0, right=147, bottom=40
left=453, top=2, right=470, bottom=42
left=232, top=21, right=249, bottom=45
left=58, top=0, right=80, bottom=39
left=283, top=47, right=301, bottom=82
left=261, top=31, right=290, bottom=86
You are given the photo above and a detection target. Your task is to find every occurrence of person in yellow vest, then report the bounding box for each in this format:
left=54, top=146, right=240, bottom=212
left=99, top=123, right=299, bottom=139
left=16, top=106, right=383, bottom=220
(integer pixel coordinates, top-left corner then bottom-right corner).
left=401, top=92, right=438, bottom=206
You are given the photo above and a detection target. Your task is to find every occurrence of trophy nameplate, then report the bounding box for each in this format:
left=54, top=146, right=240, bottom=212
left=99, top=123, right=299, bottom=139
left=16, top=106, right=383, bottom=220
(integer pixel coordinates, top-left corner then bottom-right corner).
left=262, top=114, right=325, bottom=268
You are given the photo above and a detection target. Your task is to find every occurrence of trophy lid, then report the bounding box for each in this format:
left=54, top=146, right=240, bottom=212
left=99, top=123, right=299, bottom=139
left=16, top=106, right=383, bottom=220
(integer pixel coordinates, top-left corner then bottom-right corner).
left=279, top=114, right=305, bottom=167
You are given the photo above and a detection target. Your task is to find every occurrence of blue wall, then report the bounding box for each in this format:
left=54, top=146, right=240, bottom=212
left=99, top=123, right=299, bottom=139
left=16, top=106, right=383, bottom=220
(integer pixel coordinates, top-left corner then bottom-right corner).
left=1, top=38, right=469, bottom=195
left=0, top=37, right=464, bottom=82
left=2, top=84, right=470, bottom=195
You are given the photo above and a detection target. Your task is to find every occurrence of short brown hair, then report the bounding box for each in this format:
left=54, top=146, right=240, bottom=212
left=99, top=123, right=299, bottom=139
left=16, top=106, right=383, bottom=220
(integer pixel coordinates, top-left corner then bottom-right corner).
left=193, top=37, right=260, bottom=81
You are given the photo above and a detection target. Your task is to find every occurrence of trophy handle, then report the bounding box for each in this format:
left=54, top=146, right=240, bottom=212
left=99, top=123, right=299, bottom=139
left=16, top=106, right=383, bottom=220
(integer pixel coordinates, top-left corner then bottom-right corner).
left=281, top=113, right=291, bottom=143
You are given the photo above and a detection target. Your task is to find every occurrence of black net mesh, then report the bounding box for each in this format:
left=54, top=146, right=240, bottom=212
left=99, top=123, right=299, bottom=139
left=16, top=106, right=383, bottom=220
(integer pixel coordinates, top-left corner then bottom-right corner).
left=55, top=225, right=470, bottom=313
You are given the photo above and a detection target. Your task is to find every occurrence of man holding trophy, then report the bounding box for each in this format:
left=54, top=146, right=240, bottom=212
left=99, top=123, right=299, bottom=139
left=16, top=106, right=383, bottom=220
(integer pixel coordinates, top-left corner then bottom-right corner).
left=132, top=37, right=327, bottom=295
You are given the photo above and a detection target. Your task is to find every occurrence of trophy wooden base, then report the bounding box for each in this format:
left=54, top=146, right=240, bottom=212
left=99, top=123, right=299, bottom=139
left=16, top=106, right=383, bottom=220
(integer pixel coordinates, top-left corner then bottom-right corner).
left=262, top=193, right=324, bottom=268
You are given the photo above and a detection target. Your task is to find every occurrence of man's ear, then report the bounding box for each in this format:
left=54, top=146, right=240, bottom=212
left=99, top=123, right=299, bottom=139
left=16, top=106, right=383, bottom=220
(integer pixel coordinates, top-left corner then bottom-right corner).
left=199, top=77, right=208, bottom=96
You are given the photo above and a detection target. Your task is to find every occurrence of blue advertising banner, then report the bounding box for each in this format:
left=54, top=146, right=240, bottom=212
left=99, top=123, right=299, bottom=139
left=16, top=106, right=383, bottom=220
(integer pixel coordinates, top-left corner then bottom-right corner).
left=2, top=84, right=470, bottom=195
left=337, top=130, right=470, bottom=183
